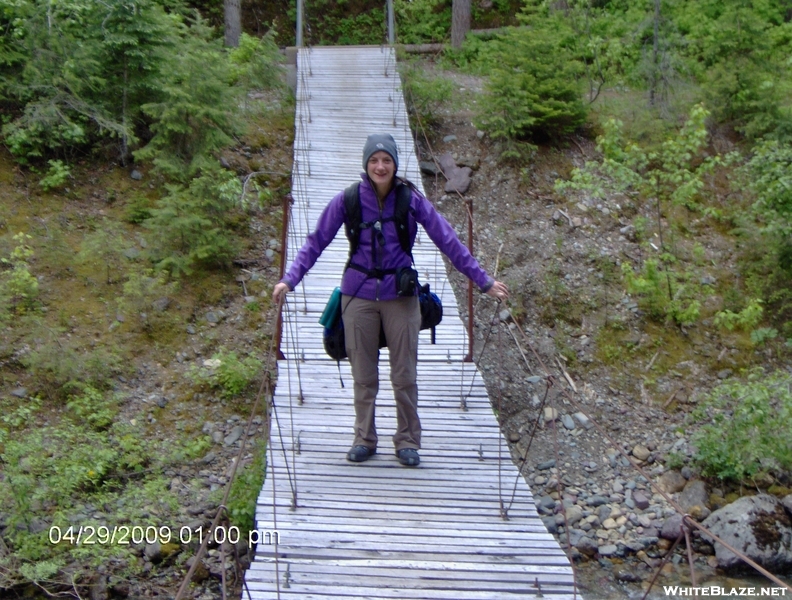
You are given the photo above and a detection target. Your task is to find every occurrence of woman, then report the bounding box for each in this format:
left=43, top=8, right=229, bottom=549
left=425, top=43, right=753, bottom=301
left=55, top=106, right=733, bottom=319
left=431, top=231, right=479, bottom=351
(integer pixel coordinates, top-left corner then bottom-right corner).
left=272, top=133, right=508, bottom=467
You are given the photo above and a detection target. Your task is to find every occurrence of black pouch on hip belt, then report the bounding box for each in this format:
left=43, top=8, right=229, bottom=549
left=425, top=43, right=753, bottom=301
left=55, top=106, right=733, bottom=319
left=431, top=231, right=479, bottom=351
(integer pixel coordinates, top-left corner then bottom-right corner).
left=395, top=266, right=419, bottom=297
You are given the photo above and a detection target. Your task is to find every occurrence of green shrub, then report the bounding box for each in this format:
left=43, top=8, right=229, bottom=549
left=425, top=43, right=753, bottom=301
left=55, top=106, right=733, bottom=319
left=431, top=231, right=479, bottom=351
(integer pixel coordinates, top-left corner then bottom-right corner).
left=23, top=341, right=125, bottom=399
left=714, top=298, right=764, bottom=332
left=622, top=259, right=701, bottom=326
left=143, top=167, right=243, bottom=275
left=394, top=0, right=451, bottom=44
left=692, top=369, right=792, bottom=481
left=38, top=160, right=72, bottom=191
left=475, top=27, right=587, bottom=157
left=116, top=267, right=179, bottom=330
left=227, top=440, right=267, bottom=533
left=187, top=347, right=262, bottom=398
left=399, top=61, right=454, bottom=127
left=0, top=233, right=39, bottom=318
left=77, top=221, right=136, bottom=284
left=735, top=139, right=792, bottom=333
left=65, top=384, right=119, bottom=430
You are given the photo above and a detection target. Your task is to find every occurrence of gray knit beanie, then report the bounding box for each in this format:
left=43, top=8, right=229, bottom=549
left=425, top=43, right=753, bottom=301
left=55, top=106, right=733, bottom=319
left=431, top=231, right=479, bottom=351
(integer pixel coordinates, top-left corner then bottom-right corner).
left=362, top=133, right=399, bottom=173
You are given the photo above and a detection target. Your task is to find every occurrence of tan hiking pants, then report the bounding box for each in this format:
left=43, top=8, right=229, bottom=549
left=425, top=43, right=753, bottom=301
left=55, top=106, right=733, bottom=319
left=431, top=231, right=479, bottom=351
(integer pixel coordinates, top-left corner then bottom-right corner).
left=341, top=294, right=422, bottom=451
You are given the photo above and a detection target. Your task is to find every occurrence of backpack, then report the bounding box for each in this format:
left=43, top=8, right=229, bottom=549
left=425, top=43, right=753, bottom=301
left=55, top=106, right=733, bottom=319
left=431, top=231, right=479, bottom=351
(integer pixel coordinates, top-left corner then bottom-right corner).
left=343, top=180, right=414, bottom=277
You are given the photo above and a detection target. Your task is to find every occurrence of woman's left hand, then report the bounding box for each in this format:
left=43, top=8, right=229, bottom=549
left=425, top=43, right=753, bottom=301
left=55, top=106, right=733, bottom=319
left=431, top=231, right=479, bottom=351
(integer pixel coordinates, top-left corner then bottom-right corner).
left=486, top=281, right=509, bottom=302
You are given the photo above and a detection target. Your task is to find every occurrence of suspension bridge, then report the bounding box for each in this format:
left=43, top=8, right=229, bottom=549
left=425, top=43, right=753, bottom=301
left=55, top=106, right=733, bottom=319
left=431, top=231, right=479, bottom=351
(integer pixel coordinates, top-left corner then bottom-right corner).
left=241, top=45, right=576, bottom=599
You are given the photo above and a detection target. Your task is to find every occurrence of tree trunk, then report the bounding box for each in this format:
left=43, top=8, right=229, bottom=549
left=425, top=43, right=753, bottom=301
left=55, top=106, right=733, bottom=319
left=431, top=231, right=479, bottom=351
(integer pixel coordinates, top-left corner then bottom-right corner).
left=224, top=0, right=242, bottom=48
left=649, top=0, right=660, bottom=106
left=451, top=0, right=471, bottom=49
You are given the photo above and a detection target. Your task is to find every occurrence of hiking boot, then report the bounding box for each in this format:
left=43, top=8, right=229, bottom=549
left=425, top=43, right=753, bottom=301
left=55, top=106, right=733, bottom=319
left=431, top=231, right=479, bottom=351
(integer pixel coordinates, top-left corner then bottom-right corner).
left=396, top=448, right=420, bottom=466
left=347, top=445, right=376, bottom=462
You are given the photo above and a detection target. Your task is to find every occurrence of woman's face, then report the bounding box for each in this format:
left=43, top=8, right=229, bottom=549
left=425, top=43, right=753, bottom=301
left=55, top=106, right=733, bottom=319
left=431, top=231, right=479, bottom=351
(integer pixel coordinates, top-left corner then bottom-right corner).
left=366, top=151, right=395, bottom=190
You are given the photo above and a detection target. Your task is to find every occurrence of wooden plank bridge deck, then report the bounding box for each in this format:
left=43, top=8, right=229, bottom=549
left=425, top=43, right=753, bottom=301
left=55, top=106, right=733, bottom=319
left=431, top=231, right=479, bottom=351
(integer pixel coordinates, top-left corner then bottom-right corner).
left=245, top=46, right=576, bottom=599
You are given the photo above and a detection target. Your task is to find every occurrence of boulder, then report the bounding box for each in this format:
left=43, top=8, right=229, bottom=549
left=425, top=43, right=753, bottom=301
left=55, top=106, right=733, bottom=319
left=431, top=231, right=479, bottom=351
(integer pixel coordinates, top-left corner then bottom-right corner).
left=657, top=470, right=686, bottom=494
left=437, top=152, right=473, bottom=194
left=679, top=479, right=709, bottom=513
left=701, top=494, right=792, bottom=572
left=783, top=494, right=792, bottom=516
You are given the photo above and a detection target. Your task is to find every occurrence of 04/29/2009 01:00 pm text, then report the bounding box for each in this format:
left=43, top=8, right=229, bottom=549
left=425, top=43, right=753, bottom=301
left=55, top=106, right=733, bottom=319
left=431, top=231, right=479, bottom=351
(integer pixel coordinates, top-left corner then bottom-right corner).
left=48, top=525, right=280, bottom=548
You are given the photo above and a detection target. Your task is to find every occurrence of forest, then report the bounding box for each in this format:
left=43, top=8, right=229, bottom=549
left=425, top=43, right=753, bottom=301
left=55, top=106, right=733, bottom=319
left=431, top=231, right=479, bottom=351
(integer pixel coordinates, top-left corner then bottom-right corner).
left=1, top=0, right=792, bottom=596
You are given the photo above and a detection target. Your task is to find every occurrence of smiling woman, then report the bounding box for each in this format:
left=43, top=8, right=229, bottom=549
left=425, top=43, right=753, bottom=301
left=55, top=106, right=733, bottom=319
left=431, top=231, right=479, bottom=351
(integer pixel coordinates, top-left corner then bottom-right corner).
left=272, top=133, right=509, bottom=467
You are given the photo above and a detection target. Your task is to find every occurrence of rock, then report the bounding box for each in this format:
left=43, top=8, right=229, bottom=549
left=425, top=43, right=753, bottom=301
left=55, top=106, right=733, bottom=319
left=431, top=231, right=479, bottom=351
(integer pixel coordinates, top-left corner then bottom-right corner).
left=187, top=324, right=197, bottom=334
left=572, top=412, right=593, bottom=429
left=576, top=536, right=598, bottom=556
left=783, top=494, right=792, bottom=516
left=443, top=134, right=457, bottom=143
left=224, top=426, right=244, bottom=446
left=598, top=544, right=618, bottom=556
left=689, top=505, right=711, bottom=521
left=619, top=225, right=637, bottom=242
left=681, top=466, right=694, bottom=479
left=537, top=495, right=556, bottom=511
left=205, top=310, right=224, bottom=324
left=602, top=518, right=618, bottom=530
left=543, top=407, right=558, bottom=423
left=768, top=485, right=792, bottom=498
left=632, top=444, right=651, bottom=461
left=144, top=542, right=162, bottom=563
left=537, top=459, right=556, bottom=471
left=151, top=297, right=170, bottom=312
left=445, top=166, right=472, bottom=194
left=186, top=556, right=210, bottom=582
left=633, top=491, right=650, bottom=510
left=130, top=170, right=143, bottom=181
left=156, top=396, right=168, bottom=408
left=419, top=161, right=439, bottom=175
left=660, top=513, right=686, bottom=540
left=457, top=155, right=480, bottom=170
left=679, top=480, right=709, bottom=513
left=542, top=516, right=558, bottom=533
left=476, top=130, right=485, bottom=139
left=211, top=431, right=224, bottom=444
left=613, top=565, right=641, bottom=582
left=508, top=431, right=520, bottom=443
left=588, top=495, right=608, bottom=507
left=90, top=575, right=109, bottom=600
left=437, top=152, right=473, bottom=194
left=219, top=156, right=231, bottom=169
left=657, top=470, right=687, bottom=494
left=710, top=492, right=729, bottom=511
left=10, top=387, right=27, bottom=398
left=499, top=309, right=511, bottom=322
left=564, top=505, right=584, bottom=526
left=701, top=494, right=792, bottom=572
left=717, top=368, right=733, bottom=379
left=561, top=414, right=576, bottom=430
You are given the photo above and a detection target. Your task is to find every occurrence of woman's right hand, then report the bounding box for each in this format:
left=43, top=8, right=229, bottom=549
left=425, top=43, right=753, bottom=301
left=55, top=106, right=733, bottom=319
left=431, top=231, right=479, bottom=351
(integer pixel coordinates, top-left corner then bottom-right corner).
left=272, top=282, right=290, bottom=305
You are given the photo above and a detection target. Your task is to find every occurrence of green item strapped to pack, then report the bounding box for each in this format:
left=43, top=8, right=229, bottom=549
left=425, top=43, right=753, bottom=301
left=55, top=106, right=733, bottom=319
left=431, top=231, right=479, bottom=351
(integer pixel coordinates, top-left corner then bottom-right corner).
left=319, top=287, right=342, bottom=328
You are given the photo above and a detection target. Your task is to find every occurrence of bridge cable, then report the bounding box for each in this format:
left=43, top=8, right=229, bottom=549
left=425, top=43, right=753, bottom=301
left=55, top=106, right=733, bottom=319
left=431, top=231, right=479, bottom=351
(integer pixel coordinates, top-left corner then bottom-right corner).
left=174, top=295, right=283, bottom=599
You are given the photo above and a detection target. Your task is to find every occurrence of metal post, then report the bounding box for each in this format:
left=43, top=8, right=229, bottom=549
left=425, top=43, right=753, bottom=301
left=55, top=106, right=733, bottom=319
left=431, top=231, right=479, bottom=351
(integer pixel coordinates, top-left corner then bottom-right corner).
left=387, top=0, right=395, bottom=45
left=296, top=0, right=304, bottom=47
left=464, top=197, right=474, bottom=362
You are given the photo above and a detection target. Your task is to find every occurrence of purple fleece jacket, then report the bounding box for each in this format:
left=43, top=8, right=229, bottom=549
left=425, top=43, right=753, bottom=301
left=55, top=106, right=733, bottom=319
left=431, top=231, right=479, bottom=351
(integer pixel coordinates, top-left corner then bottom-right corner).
left=281, top=175, right=494, bottom=301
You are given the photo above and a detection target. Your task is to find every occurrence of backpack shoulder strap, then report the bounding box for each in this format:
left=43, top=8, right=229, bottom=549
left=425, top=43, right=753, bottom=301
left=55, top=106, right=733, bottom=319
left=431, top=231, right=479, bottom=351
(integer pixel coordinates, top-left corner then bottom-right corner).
left=393, top=181, right=414, bottom=257
left=343, top=183, right=362, bottom=265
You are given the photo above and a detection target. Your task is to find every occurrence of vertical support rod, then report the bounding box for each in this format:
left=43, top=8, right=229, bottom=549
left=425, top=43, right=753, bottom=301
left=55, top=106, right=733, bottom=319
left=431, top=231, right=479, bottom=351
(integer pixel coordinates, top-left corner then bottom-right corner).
left=387, top=0, right=395, bottom=45
left=296, top=0, right=304, bottom=47
left=464, top=197, right=474, bottom=362
left=275, top=194, right=291, bottom=361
